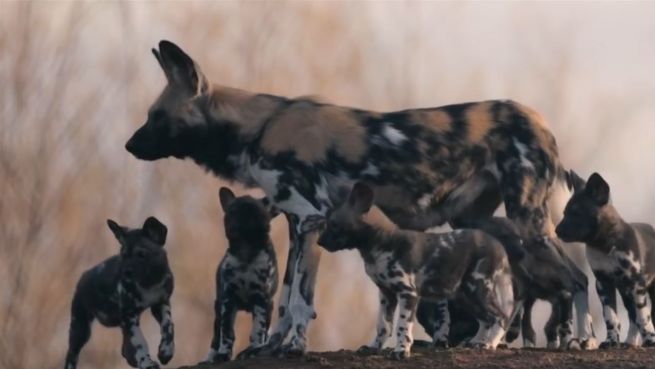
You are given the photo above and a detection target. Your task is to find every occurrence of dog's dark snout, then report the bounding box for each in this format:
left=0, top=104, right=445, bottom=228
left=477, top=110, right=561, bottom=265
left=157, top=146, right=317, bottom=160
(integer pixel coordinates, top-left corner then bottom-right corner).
left=125, top=138, right=135, bottom=153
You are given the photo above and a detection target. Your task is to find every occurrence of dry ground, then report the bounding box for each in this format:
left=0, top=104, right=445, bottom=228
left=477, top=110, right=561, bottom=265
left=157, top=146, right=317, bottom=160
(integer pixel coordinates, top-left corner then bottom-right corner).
left=178, top=347, right=655, bottom=369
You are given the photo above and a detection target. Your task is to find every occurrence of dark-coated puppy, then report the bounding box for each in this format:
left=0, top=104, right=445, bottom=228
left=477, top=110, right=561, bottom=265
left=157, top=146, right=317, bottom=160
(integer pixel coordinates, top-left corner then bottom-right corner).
left=419, top=216, right=588, bottom=350
left=203, top=188, right=279, bottom=363
left=317, top=183, right=514, bottom=359
left=64, top=217, right=174, bottom=369
left=557, top=172, right=655, bottom=348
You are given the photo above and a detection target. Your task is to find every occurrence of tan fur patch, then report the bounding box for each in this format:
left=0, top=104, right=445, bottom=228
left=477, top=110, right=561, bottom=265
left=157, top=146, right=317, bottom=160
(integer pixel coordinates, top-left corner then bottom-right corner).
left=362, top=205, right=398, bottom=234
left=512, top=101, right=557, bottom=154
left=412, top=110, right=452, bottom=133
left=261, top=102, right=367, bottom=164
left=208, top=86, right=282, bottom=137
left=465, top=101, right=494, bottom=144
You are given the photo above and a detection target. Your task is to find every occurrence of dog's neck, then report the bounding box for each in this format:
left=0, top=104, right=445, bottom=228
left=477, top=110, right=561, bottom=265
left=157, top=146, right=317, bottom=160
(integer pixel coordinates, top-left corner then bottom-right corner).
left=172, top=86, right=287, bottom=181
left=589, top=205, right=632, bottom=253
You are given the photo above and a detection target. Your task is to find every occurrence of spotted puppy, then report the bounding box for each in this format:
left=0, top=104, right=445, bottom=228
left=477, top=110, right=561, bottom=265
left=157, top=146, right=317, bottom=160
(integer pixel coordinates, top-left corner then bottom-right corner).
left=557, top=172, right=655, bottom=348
left=317, top=183, right=514, bottom=358
left=64, top=217, right=174, bottom=369
left=204, top=188, right=279, bottom=363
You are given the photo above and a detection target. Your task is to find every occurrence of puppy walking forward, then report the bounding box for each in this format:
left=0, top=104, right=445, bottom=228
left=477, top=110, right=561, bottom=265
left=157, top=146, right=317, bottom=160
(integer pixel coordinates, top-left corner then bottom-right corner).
left=557, top=172, right=655, bottom=348
left=64, top=217, right=174, bottom=369
left=318, top=183, right=514, bottom=358
left=204, top=188, right=279, bottom=363
left=126, top=40, right=594, bottom=354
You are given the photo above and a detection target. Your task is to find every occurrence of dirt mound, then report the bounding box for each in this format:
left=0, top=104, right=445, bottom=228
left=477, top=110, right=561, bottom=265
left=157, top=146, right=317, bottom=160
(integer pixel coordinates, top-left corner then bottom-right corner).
left=179, top=347, right=654, bottom=369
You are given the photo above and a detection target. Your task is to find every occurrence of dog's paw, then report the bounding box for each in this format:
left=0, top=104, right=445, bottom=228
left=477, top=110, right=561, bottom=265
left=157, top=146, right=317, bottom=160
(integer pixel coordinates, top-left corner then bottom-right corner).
left=357, top=345, right=383, bottom=355
left=157, top=343, right=174, bottom=364
left=642, top=340, right=655, bottom=348
left=387, top=349, right=410, bottom=360
left=464, top=341, right=490, bottom=350
left=564, top=339, right=581, bottom=351
left=236, top=345, right=265, bottom=360
left=140, top=358, right=160, bottom=369
left=273, top=343, right=305, bottom=358
left=433, top=340, right=449, bottom=350
left=599, top=340, right=621, bottom=349
left=581, top=337, right=599, bottom=350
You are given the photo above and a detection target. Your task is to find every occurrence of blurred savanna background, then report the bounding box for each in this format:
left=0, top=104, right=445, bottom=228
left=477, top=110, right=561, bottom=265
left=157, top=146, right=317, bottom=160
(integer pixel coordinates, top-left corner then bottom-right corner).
left=2, top=2, right=655, bottom=369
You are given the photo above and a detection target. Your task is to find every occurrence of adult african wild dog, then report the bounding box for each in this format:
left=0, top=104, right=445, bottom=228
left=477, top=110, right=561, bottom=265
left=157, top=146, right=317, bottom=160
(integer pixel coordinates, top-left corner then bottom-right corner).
left=125, top=40, right=596, bottom=354
left=557, top=172, right=655, bottom=348
left=64, top=217, right=173, bottom=369
left=317, top=183, right=514, bottom=357
left=204, top=188, right=279, bottom=363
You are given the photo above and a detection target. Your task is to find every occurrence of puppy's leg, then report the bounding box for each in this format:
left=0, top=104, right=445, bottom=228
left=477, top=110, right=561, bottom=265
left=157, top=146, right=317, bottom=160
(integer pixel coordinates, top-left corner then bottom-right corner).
left=121, top=316, right=158, bottom=369
left=521, top=297, right=537, bottom=348
left=595, top=273, right=620, bottom=349
left=217, top=295, right=238, bottom=361
left=151, top=302, right=174, bottom=364
left=236, top=298, right=274, bottom=359
left=391, top=286, right=418, bottom=359
left=557, top=296, right=579, bottom=350
left=359, top=289, right=397, bottom=354
left=64, top=297, right=92, bottom=369
left=505, top=303, right=522, bottom=345
left=618, top=288, right=640, bottom=347
left=631, top=283, right=655, bottom=346
left=204, top=297, right=222, bottom=363
left=545, top=299, right=562, bottom=349
left=430, top=299, right=451, bottom=348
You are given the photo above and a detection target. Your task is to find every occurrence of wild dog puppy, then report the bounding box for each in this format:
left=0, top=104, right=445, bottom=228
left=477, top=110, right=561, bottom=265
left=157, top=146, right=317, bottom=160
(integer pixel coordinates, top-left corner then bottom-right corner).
left=126, top=40, right=592, bottom=354
left=419, top=216, right=589, bottom=350
left=204, top=188, right=279, bottom=363
left=557, top=172, right=655, bottom=348
left=317, top=183, right=514, bottom=358
left=64, top=217, right=173, bottom=369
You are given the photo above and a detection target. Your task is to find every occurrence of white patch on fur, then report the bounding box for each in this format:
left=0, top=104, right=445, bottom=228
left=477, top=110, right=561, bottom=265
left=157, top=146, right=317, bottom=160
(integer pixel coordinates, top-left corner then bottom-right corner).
left=512, top=138, right=534, bottom=170
left=417, top=193, right=432, bottom=209
left=136, top=278, right=168, bottom=308
left=361, top=163, right=380, bottom=177
left=382, top=124, right=407, bottom=145
left=128, top=322, right=154, bottom=368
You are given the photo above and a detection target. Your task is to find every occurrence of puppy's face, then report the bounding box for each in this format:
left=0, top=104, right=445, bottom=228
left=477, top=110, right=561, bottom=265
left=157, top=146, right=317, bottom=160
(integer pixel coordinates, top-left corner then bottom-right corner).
left=107, top=217, right=169, bottom=287
left=218, top=188, right=279, bottom=259
left=318, top=183, right=373, bottom=252
left=556, top=173, right=610, bottom=243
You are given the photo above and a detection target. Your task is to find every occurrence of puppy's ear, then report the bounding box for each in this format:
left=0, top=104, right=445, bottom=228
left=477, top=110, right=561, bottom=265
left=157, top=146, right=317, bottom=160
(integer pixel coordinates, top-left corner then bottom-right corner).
left=348, top=182, right=374, bottom=214
left=219, top=187, right=236, bottom=211
left=261, top=197, right=281, bottom=219
left=566, top=169, right=586, bottom=193
left=585, top=172, right=610, bottom=206
left=143, top=216, right=168, bottom=246
left=107, top=219, right=127, bottom=244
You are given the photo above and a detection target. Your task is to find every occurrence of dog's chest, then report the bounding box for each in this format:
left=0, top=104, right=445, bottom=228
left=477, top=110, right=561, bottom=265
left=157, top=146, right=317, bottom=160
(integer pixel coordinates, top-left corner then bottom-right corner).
left=134, top=277, right=170, bottom=308
left=587, top=248, right=620, bottom=274
left=221, top=251, right=276, bottom=300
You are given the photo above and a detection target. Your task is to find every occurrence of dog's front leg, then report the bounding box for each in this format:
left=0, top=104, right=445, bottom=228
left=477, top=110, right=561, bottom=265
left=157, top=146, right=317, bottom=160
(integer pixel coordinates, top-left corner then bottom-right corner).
left=236, top=298, right=274, bottom=359
left=430, top=299, right=450, bottom=348
left=595, top=273, right=620, bottom=348
left=121, top=315, right=158, bottom=369
left=630, top=283, right=655, bottom=346
left=391, top=285, right=418, bottom=359
left=358, top=289, right=397, bottom=354
left=150, top=302, right=174, bottom=364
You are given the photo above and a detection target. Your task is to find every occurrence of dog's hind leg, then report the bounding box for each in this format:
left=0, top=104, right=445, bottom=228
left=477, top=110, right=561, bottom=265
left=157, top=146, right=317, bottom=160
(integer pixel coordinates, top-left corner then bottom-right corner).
left=521, top=297, right=537, bottom=348
left=64, top=297, right=93, bottom=369
left=595, top=273, right=621, bottom=349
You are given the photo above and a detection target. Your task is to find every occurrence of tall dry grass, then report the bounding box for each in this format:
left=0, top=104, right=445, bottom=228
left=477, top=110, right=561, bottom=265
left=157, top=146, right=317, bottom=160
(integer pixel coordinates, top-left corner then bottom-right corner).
left=1, top=2, right=655, bottom=369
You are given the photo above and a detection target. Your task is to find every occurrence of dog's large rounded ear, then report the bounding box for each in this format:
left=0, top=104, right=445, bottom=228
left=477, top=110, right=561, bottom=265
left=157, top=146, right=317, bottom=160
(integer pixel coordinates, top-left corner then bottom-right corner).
left=348, top=182, right=374, bottom=214
left=566, top=169, right=586, bottom=193
left=219, top=187, right=236, bottom=211
left=107, top=219, right=126, bottom=243
left=157, top=40, right=208, bottom=94
left=585, top=172, right=610, bottom=206
left=143, top=216, right=168, bottom=246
